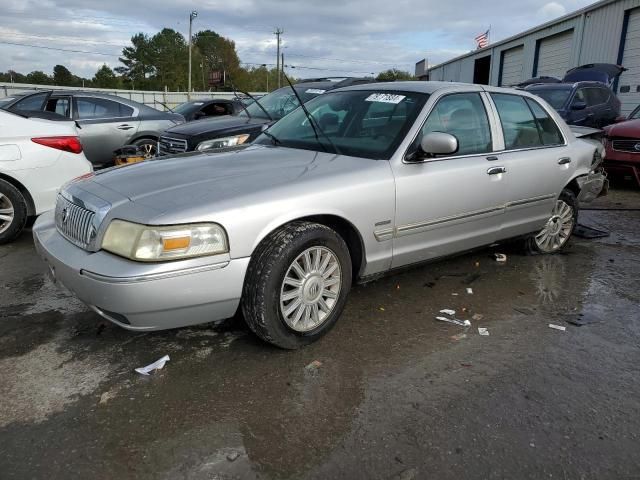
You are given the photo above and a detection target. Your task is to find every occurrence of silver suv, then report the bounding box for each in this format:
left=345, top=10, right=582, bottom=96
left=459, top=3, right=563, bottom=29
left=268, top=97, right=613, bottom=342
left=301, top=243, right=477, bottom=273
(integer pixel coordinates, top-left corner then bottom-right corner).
left=33, top=82, right=606, bottom=348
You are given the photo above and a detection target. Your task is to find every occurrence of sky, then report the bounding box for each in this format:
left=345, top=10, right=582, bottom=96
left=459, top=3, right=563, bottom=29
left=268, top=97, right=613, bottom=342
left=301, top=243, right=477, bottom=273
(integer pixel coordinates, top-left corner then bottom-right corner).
left=0, top=0, right=597, bottom=81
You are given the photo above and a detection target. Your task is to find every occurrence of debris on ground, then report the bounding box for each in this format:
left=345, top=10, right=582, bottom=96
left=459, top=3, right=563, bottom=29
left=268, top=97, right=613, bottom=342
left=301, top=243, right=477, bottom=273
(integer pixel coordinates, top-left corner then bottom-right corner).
left=460, top=363, right=473, bottom=367
left=472, top=313, right=484, bottom=321
left=451, top=333, right=467, bottom=341
left=463, top=273, right=481, bottom=285
left=424, top=281, right=436, bottom=288
left=135, top=355, right=170, bottom=375
left=478, top=328, right=490, bottom=336
left=436, top=316, right=471, bottom=327
left=452, top=293, right=459, bottom=296
left=574, top=224, right=610, bottom=239
left=379, top=307, right=385, bottom=311
left=466, top=288, right=473, bottom=294
left=474, top=261, right=480, bottom=267
left=514, top=306, right=536, bottom=315
left=548, top=324, right=567, bottom=332
left=440, top=309, right=456, bottom=316
left=305, top=360, right=323, bottom=372
left=226, top=451, right=240, bottom=462
left=494, top=253, right=507, bottom=262
left=565, top=312, right=600, bottom=326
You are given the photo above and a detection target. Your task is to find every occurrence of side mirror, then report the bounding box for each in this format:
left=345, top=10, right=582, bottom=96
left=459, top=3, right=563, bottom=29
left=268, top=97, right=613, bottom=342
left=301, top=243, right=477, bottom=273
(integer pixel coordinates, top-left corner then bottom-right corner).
left=421, top=132, right=459, bottom=156
left=571, top=101, right=587, bottom=111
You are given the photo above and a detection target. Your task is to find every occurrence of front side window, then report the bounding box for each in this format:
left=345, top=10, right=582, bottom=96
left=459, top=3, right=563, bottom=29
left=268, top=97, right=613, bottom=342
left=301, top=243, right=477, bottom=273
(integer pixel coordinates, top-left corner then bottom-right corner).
left=419, top=92, right=492, bottom=156
left=254, top=90, right=429, bottom=160
left=525, top=98, right=564, bottom=145
left=528, top=88, right=571, bottom=110
left=45, top=97, right=71, bottom=117
left=584, top=88, right=604, bottom=106
left=491, top=93, right=544, bottom=150
left=572, top=89, right=587, bottom=106
left=76, top=98, right=133, bottom=119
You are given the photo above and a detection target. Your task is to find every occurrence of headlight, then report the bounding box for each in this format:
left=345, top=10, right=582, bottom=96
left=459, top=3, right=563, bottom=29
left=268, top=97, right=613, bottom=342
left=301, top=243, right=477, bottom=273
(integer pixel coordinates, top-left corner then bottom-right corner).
left=196, top=134, right=250, bottom=151
left=102, top=220, right=228, bottom=262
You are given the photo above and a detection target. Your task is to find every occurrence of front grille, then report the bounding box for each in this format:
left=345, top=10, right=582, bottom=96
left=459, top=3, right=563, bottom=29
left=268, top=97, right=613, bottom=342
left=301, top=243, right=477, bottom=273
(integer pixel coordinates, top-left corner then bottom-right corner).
left=158, top=136, right=188, bottom=155
left=611, top=139, right=640, bottom=153
left=55, top=195, right=96, bottom=249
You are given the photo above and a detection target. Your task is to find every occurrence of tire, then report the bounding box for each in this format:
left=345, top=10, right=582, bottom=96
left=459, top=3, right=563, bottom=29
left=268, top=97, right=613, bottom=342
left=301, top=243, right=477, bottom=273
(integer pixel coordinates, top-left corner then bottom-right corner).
left=242, top=221, right=352, bottom=349
left=0, top=179, right=28, bottom=245
left=132, top=138, right=158, bottom=158
left=525, top=188, right=578, bottom=254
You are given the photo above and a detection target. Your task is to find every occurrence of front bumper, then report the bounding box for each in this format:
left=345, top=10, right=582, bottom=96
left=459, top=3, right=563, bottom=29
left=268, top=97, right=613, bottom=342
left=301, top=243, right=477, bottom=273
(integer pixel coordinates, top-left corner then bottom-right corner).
left=33, top=211, right=249, bottom=331
left=576, top=171, right=608, bottom=203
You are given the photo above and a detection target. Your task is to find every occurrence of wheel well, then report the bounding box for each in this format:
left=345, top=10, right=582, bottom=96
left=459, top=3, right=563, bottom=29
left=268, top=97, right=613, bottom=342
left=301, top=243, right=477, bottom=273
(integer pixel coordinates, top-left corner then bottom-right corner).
left=296, top=215, right=365, bottom=280
left=565, top=177, right=581, bottom=198
left=0, top=173, right=36, bottom=216
left=131, top=136, right=158, bottom=145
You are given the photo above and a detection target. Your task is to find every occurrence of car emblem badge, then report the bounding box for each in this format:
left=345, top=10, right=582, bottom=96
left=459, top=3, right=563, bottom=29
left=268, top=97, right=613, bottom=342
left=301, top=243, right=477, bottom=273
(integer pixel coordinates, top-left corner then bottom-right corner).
left=61, top=208, right=69, bottom=224
left=634, top=143, right=640, bottom=152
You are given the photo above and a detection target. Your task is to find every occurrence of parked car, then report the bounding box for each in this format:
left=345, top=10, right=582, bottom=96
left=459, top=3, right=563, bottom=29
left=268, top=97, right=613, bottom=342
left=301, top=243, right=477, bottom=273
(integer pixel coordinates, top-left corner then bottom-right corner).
left=525, top=63, right=625, bottom=128
left=172, top=98, right=246, bottom=122
left=0, top=94, right=27, bottom=108
left=3, top=91, right=184, bottom=166
left=602, top=104, right=640, bottom=185
left=0, top=109, right=92, bottom=244
left=157, top=77, right=374, bottom=154
left=33, top=82, right=606, bottom=348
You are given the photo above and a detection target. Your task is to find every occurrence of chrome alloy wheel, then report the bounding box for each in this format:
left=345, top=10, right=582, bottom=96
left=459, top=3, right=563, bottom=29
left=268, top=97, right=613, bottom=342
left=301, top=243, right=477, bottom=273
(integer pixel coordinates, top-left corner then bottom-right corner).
left=280, top=246, right=342, bottom=332
left=140, top=142, right=157, bottom=158
left=535, top=200, right=575, bottom=253
left=0, top=193, right=15, bottom=234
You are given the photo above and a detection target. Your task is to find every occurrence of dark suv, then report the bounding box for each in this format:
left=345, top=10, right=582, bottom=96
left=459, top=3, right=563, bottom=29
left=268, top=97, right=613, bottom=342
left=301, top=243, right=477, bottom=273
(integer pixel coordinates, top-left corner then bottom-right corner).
left=525, top=64, right=624, bottom=129
left=158, top=77, right=374, bottom=154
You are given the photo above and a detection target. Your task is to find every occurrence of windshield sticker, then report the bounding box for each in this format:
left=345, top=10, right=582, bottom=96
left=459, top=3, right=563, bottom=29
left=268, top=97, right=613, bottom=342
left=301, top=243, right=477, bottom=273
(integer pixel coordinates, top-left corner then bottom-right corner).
left=365, top=93, right=406, bottom=104
left=305, top=89, right=326, bottom=95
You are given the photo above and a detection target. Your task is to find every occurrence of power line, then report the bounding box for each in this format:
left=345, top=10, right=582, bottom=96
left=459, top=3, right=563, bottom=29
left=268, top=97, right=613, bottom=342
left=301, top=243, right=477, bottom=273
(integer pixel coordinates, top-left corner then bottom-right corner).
left=0, top=40, right=120, bottom=57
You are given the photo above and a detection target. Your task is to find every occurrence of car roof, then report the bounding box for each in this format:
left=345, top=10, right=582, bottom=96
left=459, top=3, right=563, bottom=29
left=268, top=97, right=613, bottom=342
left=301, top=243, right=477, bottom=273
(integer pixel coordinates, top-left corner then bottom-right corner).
left=47, top=90, right=161, bottom=112
left=332, top=81, right=486, bottom=94
left=526, top=81, right=608, bottom=90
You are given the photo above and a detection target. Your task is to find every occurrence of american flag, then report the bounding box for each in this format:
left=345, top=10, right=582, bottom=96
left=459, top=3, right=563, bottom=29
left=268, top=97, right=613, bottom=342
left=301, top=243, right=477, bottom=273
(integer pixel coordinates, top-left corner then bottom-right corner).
left=475, top=30, right=489, bottom=49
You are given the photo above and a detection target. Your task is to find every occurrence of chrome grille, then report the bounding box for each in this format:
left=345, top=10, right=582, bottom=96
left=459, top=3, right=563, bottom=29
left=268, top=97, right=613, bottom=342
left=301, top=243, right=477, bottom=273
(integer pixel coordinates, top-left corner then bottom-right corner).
left=55, top=195, right=96, bottom=249
left=611, top=139, right=640, bottom=153
left=158, top=136, right=188, bottom=155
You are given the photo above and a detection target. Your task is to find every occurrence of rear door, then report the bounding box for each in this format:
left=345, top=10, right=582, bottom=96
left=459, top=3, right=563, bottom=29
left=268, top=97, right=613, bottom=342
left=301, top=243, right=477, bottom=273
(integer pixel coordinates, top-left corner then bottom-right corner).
left=569, top=88, right=595, bottom=127
left=391, top=90, right=507, bottom=268
left=73, top=96, right=140, bottom=165
left=487, top=92, right=572, bottom=238
left=45, top=96, right=72, bottom=118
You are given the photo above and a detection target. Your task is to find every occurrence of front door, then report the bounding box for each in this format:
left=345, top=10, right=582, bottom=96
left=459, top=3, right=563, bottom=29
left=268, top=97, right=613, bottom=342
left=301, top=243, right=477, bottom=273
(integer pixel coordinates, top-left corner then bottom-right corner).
left=391, top=91, right=507, bottom=268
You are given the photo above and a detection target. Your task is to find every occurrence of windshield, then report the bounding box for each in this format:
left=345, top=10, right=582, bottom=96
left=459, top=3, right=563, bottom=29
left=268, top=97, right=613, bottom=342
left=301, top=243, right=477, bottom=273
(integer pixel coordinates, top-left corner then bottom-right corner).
left=254, top=90, right=429, bottom=160
left=629, top=106, right=640, bottom=120
left=173, top=102, right=201, bottom=115
left=240, top=87, right=323, bottom=120
left=529, top=89, right=572, bottom=110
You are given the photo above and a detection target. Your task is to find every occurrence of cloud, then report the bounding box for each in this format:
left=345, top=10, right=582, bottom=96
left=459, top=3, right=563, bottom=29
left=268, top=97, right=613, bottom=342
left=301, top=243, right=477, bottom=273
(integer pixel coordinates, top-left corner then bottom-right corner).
left=0, top=0, right=594, bottom=79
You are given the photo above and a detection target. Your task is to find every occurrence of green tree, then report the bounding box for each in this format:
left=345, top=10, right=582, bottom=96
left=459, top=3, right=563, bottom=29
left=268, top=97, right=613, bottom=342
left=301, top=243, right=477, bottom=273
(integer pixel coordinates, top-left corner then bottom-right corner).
left=26, top=71, right=52, bottom=85
left=92, top=64, right=120, bottom=88
left=53, top=65, right=75, bottom=86
left=193, top=30, right=243, bottom=90
left=116, top=33, right=156, bottom=89
left=376, top=69, right=415, bottom=82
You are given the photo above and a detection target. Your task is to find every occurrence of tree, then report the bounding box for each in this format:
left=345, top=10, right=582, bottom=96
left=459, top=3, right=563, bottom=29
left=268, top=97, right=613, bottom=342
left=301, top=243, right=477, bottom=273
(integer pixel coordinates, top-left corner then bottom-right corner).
left=53, top=65, right=75, bottom=86
left=376, top=69, right=415, bottom=82
left=116, top=33, right=156, bottom=89
left=92, top=64, right=120, bottom=88
left=193, top=30, right=242, bottom=90
left=26, top=71, right=52, bottom=85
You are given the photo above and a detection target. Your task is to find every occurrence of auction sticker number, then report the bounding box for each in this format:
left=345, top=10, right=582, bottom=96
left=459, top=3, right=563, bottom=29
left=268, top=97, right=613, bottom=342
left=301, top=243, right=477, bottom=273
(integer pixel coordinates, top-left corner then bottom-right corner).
left=305, top=89, right=326, bottom=95
left=365, top=93, right=406, bottom=104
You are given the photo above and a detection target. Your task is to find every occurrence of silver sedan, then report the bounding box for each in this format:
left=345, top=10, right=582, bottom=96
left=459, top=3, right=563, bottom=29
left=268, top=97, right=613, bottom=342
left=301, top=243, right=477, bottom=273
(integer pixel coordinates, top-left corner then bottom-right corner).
left=33, top=81, right=606, bottom=348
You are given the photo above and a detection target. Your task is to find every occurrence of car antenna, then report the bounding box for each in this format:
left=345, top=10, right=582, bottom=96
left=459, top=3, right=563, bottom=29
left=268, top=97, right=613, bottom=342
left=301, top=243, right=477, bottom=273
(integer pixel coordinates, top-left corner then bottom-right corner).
left=226, top=72, right=272, bottom=121
left=283, top=73, right=338, bottom=154
left=157, top=101, right=174, bottom=113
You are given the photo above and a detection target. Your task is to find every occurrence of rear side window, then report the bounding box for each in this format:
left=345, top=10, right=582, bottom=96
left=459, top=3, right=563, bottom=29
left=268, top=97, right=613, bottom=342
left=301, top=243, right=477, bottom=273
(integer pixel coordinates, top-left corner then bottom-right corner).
left=12, top=92, right=48, bottom=111
left=76, top=97, right=134, bottom=119
left=421, top=92, right=492, bottom=155
left=46, top=97, right=71, bottom=117
left=525, top=98, right=564, bottom=145
left=491, top=93, right=542, bottom=149
left=584, top=88, right=606, bottom=106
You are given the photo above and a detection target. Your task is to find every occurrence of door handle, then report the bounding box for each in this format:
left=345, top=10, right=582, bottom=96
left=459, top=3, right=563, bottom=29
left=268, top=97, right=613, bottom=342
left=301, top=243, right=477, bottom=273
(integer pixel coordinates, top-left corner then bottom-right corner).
left=558, top=157, right=571, bottom=165
left=117, top=124, right=134, bottom=130
left=487, top=166, right=507, bottom=175
left=486, top=155, right=499, bottom=161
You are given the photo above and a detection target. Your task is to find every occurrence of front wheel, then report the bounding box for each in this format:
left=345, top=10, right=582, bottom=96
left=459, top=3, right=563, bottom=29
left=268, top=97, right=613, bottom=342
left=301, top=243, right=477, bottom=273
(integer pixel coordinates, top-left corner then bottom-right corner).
left=242, top=221, right=352, bottom=349
left=0, top=179, right=28, bottom=245
left=526, top=188, right=578, bottom=254
left=132, top=138, right=158, bottom=158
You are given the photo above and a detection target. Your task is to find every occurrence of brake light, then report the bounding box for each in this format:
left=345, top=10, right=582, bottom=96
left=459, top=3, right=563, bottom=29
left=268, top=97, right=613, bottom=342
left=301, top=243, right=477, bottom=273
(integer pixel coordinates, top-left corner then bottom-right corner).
left=32, top=136, right=83, bottom=154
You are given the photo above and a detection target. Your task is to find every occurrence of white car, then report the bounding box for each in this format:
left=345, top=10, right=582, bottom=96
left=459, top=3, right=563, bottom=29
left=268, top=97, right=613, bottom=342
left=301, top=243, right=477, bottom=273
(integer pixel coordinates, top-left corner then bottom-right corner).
left=0, top=110, right=93, bottom=244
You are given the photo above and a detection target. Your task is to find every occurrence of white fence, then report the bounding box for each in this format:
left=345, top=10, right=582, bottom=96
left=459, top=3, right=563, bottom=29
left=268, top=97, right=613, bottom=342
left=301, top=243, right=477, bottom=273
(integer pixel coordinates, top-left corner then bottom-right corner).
left=0, top=82, right=266, bottom=111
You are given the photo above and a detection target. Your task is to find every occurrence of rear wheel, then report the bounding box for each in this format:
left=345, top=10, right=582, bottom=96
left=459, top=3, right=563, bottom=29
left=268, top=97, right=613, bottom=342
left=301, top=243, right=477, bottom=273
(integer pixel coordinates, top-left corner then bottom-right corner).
left=0, top=179, right=28, bottom=245
left=242, top=221, right=352, bottom=349
left=526, top=188, right=577, bottom=254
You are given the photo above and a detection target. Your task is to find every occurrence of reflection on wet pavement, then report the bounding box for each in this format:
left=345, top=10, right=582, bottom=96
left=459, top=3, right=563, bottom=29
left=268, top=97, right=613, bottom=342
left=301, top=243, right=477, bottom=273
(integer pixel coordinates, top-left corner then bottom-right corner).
left=0, top=190, right=639, bottom=479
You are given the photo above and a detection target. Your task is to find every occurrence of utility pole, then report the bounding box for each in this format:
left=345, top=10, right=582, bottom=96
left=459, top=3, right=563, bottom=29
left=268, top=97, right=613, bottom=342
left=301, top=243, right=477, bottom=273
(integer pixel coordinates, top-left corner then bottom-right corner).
left=274, top=28, right=283, bottom=88
left=188, top=10, right=198, bottom=100
left=281, top=52, right=284, bottom=85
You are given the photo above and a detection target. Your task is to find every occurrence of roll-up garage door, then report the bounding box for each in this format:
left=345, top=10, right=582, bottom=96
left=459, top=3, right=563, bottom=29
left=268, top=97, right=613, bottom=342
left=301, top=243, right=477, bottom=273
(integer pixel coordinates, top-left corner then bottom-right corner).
left=617, top=8, right=640, bottom=116
left=500, top=46, right=524, bottom=86
left=536, top=30, right=574, bottom=79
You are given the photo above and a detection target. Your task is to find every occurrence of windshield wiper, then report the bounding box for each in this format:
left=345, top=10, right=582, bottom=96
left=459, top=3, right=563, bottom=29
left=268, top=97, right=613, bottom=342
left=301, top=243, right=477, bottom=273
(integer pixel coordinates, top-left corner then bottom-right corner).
left=262, top=130, right=281, bottom=146
left=283, top=74, right=340, bottom=155
left=239, top=89, right=272, bottom=121
left=225, top=73, right=254, bottom=120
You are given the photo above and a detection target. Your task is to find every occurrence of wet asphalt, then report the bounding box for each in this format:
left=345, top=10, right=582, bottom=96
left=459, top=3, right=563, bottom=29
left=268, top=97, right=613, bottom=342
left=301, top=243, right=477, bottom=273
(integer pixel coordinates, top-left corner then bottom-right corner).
left=0, top=186, right=639, bottom=480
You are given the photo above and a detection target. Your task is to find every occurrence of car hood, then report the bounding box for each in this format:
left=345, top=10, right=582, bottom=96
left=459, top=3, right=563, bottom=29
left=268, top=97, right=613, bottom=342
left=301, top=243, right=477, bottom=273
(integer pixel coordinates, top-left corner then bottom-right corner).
left=563, top=63, right=626, bottom=85
left=603, top=118, right=640, bottom=138
left=89, top=144, right=373, bottom=219
left=163, top=115, right=269, bottom=136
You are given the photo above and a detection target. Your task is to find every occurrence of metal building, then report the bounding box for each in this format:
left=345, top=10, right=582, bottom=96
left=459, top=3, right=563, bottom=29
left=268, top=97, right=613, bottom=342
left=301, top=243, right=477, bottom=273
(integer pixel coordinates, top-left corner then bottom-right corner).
left=421, top=0, right=640, bottom=115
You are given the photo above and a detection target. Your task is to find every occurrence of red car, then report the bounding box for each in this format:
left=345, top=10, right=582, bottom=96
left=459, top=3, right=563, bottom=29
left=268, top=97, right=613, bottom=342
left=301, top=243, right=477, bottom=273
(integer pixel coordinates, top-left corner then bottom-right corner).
left=603, top=105, right=640, bottom=186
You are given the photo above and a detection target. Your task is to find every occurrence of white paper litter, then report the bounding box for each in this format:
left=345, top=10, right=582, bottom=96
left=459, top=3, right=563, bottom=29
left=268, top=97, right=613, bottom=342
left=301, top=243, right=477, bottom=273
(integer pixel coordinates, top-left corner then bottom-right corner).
left=494, top=253, right=507, bottom=262
left=548, top=324, right=566, bottom=332
left=436, top=316, right=471, bottom=327
left=135, top=355, right=170, bottom=375
left=439, top=309, right=456, bottom=316
left=478, top=327, right=490, bottom=336
left=466, top=288, right=473, bottom=294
